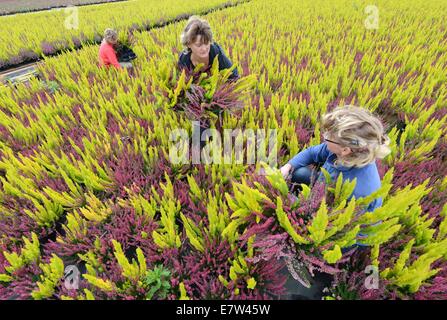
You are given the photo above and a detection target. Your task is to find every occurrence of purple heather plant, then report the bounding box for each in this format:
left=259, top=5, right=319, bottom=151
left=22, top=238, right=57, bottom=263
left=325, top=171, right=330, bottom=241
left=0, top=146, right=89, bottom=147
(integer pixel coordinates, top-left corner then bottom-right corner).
left=106, top=147, right=152, bottom=199
left=33, top=172, right=70, bottom=193
left=0, top=263, right=43, bottom=300
left=58, top=125, right=89, bottom=160
left=8, top=55, right=23, bottom=66
left=294, top=123, right=312, bottom=146
left=41, top=42, right=56, bottom=56
left=0, top=195, right=45, bottom=248
left=392, top=157, right=446, bottom=192
left=18, top=49, right=39, bottom=62
left=179, top=237, right=235, bottom=299
left=71, top=36, right=82, bottom=48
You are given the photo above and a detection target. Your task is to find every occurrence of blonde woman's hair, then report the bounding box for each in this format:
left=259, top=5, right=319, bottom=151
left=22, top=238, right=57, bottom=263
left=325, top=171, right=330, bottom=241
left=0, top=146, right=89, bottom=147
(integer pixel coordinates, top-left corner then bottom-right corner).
left=180, top=16, right=213, bottom=51
left=321, top=105, right=391, bottom=168
left=104, top=28, right=118, bottom=44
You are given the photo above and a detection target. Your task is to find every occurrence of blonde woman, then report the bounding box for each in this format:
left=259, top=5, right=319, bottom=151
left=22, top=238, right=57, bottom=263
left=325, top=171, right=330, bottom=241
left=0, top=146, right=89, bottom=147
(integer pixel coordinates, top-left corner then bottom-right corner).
left=178, top=16, right=239, bottom=80
left=280, top=105, right=391, bottom=213
left=99, top=28, right=132, bottom=69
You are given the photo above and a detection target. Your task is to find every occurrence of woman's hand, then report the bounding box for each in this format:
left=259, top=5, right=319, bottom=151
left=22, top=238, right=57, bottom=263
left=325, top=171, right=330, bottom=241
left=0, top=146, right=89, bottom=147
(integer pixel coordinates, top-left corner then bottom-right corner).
left=280, top=163, right=292, bottom=179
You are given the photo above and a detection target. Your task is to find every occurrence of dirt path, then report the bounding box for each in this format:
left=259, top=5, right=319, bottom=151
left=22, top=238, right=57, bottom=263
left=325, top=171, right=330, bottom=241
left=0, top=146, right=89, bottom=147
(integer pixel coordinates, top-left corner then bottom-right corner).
left=0, top=62, right=39, bottom=84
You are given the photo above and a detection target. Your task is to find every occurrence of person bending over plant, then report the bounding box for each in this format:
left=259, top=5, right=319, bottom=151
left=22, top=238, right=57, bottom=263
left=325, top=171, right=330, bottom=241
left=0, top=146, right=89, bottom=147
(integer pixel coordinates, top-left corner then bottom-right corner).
left=99, top=28, right=133, bottom=70
left=178, top=16, right=239, bottom=81
left=280, top=105, right=391, bottom=216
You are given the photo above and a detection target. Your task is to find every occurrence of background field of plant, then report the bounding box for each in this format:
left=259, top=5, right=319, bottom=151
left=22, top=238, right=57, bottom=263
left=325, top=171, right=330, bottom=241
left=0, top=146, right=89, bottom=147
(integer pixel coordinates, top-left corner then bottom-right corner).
left=0, top=0, right=126, bottom=16
left=0, top=0, right=243, bottom=68
left=0, top=0, right=446, bottom=299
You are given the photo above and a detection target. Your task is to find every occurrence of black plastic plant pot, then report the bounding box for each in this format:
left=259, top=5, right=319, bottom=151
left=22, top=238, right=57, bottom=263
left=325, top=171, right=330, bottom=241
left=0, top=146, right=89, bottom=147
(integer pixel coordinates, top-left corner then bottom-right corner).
left=275, top=260, right=335, bottom=300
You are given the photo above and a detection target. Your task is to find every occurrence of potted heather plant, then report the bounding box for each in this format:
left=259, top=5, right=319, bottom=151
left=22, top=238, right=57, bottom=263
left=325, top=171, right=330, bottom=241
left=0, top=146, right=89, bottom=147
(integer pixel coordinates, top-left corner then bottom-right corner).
left=115, top=33, right=137, bottom=64
left=161, top=57, right=256, bottom=131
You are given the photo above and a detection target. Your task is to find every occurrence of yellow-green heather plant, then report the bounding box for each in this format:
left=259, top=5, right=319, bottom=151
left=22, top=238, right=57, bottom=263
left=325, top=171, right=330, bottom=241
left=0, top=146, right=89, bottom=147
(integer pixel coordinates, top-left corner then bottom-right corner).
left=0, top=0, right=446, bottom=300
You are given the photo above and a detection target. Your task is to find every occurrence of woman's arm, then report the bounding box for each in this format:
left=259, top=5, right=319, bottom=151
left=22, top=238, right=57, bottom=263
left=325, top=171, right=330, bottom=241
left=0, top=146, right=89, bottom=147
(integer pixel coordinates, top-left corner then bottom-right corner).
left=215, top=43, right=239, bottom=79
left=280, top=143, right=329, bottom=178
left=288, top=143, right=330, bottom=169
left=105, top=46, right=121, bottom=69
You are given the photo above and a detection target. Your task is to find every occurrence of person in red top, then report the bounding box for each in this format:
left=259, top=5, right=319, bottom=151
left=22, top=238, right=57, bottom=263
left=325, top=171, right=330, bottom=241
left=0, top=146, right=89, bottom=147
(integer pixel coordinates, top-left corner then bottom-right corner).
left=98, top=29, right=132, bottom=70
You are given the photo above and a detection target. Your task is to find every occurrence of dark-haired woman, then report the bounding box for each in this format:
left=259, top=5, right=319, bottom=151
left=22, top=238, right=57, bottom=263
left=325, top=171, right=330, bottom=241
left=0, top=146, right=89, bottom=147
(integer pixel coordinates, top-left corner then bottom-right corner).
left=178, top=16, right=239, bottom=80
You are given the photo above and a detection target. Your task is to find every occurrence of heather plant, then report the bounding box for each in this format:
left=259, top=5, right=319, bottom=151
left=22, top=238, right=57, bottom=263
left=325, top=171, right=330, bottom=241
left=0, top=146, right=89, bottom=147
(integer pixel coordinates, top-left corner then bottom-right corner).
left=142, top=265, right=172, bottom=299
left=160, top=59, right=256, bottom=130
left=0, top=0, right=446, bottom=300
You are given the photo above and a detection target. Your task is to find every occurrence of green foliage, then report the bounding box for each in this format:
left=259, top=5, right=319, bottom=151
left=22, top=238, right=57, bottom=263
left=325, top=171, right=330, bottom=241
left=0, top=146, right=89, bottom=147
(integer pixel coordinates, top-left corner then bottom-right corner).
left=436, top=203, right=447, bottom=241
left=180, top=213, right=205, bottom=252
left=216, top=252, right=254, bottom=294
left=228, top=177, right=272, bottom=220
left=222, top=177, right=274, bottom=245
left=202, top=57, right=220, bottom=100
left=327, top=173, right=357, bottom=207
left=308, top=200, right=329, bottom=245
left=322, top=245, right=342, bottom=264
left=263, top=165, right=289, bottom=197
left=31, top=254, right=65, bottom=300
left=0, top=0, right=239, bottom=64
left=357, top=218, right=402, bottom=246
left=386, top=110, right=447, bottom=166
left=381, top=237, right=447, bottom=294
left=112, top=240, right=147, bottom=281
left=355, top=169, right=394, bottom=210
left=247, top=277, right=257, bottom=290
left=2, top=233, right=40, bottom=276
left=79, top=193, right=113, bottom=223
left=275, top=196, right=309, bottom=244
left=119, top=191, right=157, bottom=220
left=83, top=274, right=115, bottom=292
left=327, top=283, right=359, bottom=300
left=179, top=282, right=190, bottom=300
left=359, top=183, right=432, bottom=247
left=151, top=175, right=182, bottom=249
left=206, top=192, right=230, bottom=240
left=142, top=265, right=171, bottom=300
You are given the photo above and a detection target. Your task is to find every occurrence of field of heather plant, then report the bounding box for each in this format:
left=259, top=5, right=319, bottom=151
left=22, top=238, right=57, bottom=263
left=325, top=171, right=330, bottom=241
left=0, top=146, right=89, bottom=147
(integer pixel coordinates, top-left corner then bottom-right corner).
left=0, top=0, right=243, bottom=69
left=0, top=0, right=446, bottom=301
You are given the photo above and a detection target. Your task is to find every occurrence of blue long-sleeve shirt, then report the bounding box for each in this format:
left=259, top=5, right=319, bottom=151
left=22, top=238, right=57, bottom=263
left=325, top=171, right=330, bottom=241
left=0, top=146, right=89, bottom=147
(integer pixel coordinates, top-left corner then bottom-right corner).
left=288, top=143, right=382, bottom=213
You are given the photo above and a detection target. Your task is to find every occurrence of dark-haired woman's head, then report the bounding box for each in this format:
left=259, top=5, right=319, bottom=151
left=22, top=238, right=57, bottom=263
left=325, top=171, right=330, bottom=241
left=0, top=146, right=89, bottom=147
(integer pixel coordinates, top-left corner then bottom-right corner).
left=181, top=16, right=213, bottom=59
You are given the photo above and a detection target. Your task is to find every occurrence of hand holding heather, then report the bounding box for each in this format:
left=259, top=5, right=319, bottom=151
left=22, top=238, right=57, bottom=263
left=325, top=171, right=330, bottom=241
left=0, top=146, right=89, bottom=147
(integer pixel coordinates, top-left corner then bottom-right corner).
left=280, top=163, right=292, bottom=179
